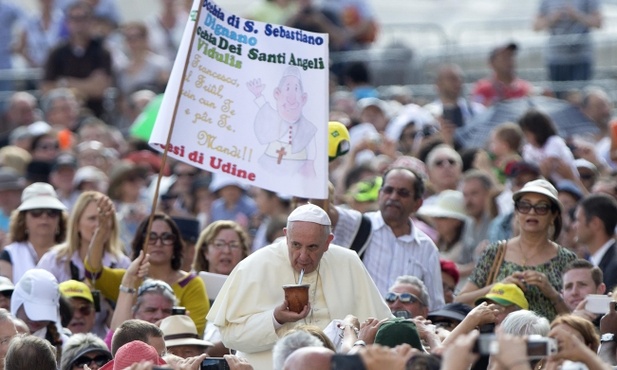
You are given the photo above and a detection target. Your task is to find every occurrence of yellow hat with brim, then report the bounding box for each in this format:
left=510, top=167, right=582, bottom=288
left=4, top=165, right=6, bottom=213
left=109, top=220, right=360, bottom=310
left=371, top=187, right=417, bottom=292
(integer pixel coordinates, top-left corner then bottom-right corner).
left=59, top=280, right=94, bottom=303
left=475, top=282, right=529, bottom=310
left=328, top=121, right=350, bottom=161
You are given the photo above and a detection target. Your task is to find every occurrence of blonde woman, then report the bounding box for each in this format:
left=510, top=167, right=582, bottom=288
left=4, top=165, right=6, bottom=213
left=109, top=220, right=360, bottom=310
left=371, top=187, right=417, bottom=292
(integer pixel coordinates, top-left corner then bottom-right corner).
left=37, top=191, right=130, bottom=282
left=193, top=220, right=250, bottom=276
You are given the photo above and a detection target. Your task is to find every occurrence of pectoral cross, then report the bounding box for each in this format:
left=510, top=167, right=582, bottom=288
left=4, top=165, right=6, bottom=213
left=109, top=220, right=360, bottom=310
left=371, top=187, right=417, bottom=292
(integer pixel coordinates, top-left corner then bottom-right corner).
left=276, top=146, right=287, bottom=164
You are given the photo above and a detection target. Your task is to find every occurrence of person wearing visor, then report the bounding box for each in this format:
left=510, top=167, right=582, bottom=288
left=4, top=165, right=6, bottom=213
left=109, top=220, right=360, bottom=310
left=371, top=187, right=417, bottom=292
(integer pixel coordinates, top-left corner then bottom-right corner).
left=385, top=275, right=430, bottom=319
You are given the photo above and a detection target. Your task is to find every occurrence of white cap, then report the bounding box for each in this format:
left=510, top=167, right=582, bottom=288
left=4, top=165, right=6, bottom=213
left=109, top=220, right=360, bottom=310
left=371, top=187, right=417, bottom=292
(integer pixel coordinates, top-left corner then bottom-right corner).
left=418, top=190, right=468, bottom=221
left=11, top=269, right=60, bottom=322
left=208, top=173, right=247, bottom=193
left=288, top=204, right=331, bottom=226
left=27, top=121, right=51, bottom=136
left=18, top=182, right=67, bottom=211
left=73, top=166, right=108, bottom=187
left=0, top=276, right=14, bottom=293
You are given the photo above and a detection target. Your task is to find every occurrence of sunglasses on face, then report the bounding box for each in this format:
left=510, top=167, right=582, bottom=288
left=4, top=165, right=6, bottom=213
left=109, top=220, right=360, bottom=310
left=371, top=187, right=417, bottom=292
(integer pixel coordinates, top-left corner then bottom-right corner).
left=514, top=201, right=553, bottom=215
left=36, top=143, right=59, bottom=151
left=29, top=209, right=61, bottom=218
left=146, top=232, right=176, bottom=245
left=72, top=354, right=111, bottom=369
left=380, top=186, right=412, bottom=198
left=385, top=292, right=425, bottom=305
left=434, top=158, right=456, bottom=167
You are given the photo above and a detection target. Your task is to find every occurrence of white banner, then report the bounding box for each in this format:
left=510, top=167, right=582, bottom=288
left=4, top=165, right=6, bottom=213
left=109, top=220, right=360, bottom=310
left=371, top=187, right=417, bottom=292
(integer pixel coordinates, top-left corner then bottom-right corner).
left=149, top=0, right=329, bottom=199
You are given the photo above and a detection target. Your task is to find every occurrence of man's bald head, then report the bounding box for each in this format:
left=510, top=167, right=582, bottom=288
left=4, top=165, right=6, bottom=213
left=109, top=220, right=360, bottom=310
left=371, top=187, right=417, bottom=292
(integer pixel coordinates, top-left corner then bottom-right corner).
left=282, top=346, right=334, bottom=370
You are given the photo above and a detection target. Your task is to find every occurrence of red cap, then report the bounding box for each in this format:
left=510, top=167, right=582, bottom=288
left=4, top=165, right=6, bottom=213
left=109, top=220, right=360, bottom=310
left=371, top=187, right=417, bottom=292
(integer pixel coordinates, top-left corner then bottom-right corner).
left=440, top=258, right=460, bottom=285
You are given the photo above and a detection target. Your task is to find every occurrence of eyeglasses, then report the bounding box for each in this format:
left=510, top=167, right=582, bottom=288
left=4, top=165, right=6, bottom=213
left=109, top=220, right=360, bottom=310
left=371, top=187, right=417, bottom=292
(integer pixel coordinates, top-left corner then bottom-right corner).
left=72, top=303, right=93, bottom=316
left=72, top=354, right=111, bottom=369
left=175, top=172, right=198, bottom=178
left=402, top=126, right=439, bottom=141
left=434, top=158, right=456, bottom=167
left=137, top=280, right=175, bottom=297
left=146, top=232, right=176, bottom=245
left=385, top=292, right=425, bottom=306
left=126, top=176, right=142, bottom=183
left=210, top=239, right=242, bottom=250
left=36, top=143, right=59, bottom=151
left=68, top=15, right=90, bottom=23
left=380, top=186, right=412, bottom=198
left=28, top=209, right=61, bottom=218
left=514, top=201, right=553, bottom=215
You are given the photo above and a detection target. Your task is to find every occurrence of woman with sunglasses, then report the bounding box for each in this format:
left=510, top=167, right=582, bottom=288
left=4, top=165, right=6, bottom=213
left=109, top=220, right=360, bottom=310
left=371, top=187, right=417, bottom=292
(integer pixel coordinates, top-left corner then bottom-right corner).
left=0, top=182, right=67, bottom=283
left=456, top=179, right=576, bottom=321
left=60, top=333, right=112, bottom=370
left=86, top=210, right=209, bottom=335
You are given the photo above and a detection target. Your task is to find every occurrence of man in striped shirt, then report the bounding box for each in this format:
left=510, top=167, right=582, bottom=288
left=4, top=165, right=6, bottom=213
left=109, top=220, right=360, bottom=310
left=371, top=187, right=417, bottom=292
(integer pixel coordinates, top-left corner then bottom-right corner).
left=332, top=167, right=445, bottom=310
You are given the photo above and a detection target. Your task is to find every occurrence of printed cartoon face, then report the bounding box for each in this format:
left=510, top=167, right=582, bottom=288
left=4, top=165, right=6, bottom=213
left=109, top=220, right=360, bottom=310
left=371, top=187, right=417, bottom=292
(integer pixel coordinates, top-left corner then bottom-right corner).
left=275, top=76, right=307, bottom=123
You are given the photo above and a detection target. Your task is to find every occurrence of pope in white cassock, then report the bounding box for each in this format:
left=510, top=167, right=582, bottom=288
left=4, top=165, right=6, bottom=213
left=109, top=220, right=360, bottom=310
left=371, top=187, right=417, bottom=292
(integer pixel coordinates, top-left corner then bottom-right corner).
left=207, top=204, right=392, bottom=370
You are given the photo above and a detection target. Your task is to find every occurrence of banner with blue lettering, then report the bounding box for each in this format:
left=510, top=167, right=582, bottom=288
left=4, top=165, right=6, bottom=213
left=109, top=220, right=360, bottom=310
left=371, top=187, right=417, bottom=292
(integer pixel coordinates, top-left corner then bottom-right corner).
left=149, top=0, right=329, bottom=199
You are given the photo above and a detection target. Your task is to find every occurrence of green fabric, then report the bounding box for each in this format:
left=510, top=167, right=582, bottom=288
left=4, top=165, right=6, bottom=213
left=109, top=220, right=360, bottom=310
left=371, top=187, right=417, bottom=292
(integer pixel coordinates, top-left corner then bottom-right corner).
left=129, top=94, right=163, bottom=141
left=470, top=242, right=576, bottom=322
left=374, top=318, right=423, bottom=351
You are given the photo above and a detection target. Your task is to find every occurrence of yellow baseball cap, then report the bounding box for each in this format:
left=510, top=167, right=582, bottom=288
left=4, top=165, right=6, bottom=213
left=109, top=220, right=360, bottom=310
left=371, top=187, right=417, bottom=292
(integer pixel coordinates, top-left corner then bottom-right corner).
left=328, top=121, right=350, bottom=161
left=475, top=282, right=529, bottom=310
left=59, top=280, right=94, bottom=303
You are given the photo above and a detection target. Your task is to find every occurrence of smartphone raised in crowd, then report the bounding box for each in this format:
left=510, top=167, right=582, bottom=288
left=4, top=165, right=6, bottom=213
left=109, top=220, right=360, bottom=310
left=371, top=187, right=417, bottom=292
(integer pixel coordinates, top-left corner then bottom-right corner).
left=472, top=334, right=557, bottom=359
left=172, top=306, right=187, bottom=315
left=201, top=357, right=230, bottom=370
left=585, top=294, right=612, bottom=314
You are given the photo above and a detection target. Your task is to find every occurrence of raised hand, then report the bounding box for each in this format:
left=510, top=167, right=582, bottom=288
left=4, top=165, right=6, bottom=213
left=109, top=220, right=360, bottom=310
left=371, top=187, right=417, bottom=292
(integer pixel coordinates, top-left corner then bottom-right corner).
left=246, top=79, right=265, bottom=98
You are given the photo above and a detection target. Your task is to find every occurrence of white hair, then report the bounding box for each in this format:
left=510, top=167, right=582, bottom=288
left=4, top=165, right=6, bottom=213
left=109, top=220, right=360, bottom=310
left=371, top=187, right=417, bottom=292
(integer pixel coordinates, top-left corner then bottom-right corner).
left=500, top=310, right=550, bottom=336
left=272, top=331, right=324, bottom=370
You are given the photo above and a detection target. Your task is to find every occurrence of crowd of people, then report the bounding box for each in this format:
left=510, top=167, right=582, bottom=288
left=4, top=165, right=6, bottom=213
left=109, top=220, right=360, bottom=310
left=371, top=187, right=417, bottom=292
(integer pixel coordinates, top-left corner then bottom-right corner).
left=0, top=0, right=614, bottom=369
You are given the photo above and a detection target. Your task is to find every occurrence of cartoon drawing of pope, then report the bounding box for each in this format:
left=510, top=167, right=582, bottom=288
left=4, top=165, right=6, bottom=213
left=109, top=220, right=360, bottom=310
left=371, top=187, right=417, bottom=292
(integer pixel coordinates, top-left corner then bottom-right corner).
left=247, top=66, right=317, bottom=177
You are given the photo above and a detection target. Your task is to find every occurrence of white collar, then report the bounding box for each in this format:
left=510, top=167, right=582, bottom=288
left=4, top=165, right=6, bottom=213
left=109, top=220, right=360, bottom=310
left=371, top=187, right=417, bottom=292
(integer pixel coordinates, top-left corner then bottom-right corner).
left=589, top=239, right=614, bottom=266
